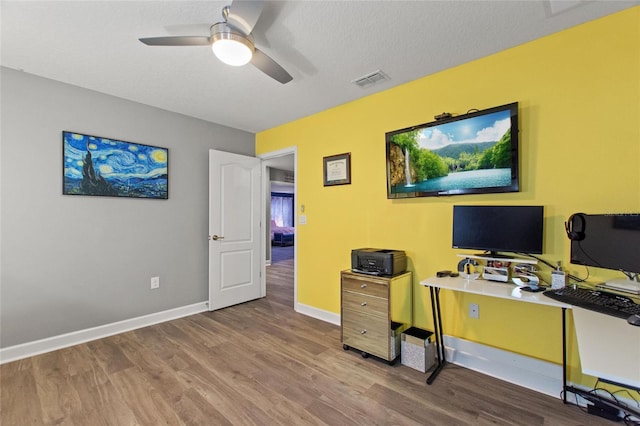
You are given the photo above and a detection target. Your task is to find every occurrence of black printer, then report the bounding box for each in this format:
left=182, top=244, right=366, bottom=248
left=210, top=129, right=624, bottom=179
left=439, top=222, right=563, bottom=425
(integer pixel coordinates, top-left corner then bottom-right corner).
left=351, top=248, right=407, bottom=276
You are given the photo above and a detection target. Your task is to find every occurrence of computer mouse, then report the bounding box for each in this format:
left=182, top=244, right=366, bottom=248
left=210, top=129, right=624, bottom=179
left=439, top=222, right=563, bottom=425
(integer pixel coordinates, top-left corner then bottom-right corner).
left=627, top=314, right=640, bottom=327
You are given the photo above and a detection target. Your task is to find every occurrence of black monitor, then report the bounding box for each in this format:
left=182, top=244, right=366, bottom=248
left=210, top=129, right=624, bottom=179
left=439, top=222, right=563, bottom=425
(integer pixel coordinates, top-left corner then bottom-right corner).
left=452, top=205, right=544, bottom=255
left=568, top=213, right=640, bottom=290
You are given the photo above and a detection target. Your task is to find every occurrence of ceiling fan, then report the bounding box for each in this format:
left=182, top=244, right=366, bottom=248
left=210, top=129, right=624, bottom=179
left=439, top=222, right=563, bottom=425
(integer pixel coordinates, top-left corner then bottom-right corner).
left=139, top=0, right=293, bottom=84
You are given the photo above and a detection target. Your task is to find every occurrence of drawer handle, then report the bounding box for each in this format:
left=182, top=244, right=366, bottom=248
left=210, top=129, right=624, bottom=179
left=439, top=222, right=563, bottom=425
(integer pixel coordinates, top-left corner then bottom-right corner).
left=360, top=302, right=367, bottom=307
left=360, top=329, right=367, bottom=334
left=360, top=284, right=367, bottom=289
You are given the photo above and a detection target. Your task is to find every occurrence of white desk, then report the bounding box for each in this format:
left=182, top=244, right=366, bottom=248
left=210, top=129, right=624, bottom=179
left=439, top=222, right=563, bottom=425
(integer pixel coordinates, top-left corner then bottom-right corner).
left=424, top=275, right=570, bottom=309
left=420, top=275, right=571, bottom=401
left=421, top=274, right=640, bottom=410
left=572, top=307, right=640, bottom=390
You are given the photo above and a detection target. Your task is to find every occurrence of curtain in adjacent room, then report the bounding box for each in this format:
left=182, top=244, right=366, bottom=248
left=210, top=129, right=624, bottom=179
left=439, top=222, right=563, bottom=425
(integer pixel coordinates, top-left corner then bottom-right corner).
left=271, top=193, right=293, bottom=227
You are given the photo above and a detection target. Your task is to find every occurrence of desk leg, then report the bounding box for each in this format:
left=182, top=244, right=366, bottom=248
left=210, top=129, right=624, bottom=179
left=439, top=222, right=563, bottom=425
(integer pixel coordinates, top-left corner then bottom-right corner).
left=427, top=286, right=446, bottom=385
left=562, top=307, right=567, bottom=404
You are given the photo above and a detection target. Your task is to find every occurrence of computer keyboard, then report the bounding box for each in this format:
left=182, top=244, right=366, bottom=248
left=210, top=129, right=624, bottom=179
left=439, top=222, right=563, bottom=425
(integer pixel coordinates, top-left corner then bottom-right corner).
left=543, top=287, right=640, bottom=319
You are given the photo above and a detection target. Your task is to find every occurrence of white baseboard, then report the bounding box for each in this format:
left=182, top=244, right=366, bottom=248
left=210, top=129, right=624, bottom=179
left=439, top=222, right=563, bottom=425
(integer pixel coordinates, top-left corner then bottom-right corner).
left=442, top=335, right=563, bottom=398
left=301, top=308, right=564, bottom=398
left=0, top=302, right=208, bottom=364
left=295, top=302, right=340, bottom=326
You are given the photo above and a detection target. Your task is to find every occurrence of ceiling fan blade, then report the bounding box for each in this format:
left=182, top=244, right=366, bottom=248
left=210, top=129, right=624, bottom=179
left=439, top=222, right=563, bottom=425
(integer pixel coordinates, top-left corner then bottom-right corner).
left=226, top=0, right=264, bottom=35
left=139, top=36, right=211, bottom=46
left=251, top=48, right=292, bottom=84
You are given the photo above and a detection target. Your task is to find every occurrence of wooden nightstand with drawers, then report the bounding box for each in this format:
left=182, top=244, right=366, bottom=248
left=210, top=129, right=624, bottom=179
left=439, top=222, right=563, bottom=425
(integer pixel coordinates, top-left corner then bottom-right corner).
left=340, top=270, right=412, bottom=364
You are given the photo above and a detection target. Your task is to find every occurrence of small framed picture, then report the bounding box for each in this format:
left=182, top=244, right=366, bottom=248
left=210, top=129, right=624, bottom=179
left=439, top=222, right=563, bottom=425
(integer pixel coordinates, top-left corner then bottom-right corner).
left=323, top=152, right=351, bottom=186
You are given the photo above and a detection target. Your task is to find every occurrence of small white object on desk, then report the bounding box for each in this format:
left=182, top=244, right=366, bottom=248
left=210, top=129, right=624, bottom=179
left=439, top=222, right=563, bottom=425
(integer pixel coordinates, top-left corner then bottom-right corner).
left=551, top=262, right=566, bottom=290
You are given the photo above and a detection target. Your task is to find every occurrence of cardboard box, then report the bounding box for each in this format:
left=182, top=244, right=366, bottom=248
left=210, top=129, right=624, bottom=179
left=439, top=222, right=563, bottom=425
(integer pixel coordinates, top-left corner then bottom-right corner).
left=401, top=327, right=435, bottom=373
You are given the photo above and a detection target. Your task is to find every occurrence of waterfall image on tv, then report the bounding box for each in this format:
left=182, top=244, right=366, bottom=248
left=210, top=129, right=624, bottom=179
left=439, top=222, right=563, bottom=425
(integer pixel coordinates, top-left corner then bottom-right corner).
left=386, top=102, right=519, bottom=198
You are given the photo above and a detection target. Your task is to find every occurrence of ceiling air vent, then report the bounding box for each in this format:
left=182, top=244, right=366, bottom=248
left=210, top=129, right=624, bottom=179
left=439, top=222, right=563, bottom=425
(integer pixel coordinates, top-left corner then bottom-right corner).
left=352, top=70, right=389, bottom=88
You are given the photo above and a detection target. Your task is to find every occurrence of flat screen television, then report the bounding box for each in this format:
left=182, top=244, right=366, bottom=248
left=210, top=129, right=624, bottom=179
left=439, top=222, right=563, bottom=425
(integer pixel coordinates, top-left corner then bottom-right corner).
left=452, top=205, right=544, bottom=255
left=386, top=102, right=519, bottom=198
left=568, top=213, right=640, bottom=290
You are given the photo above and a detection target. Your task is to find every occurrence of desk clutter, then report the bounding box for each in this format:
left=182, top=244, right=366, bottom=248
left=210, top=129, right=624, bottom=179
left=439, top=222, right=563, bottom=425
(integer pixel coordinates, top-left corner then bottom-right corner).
left=455, top=255, right=548, bottom=291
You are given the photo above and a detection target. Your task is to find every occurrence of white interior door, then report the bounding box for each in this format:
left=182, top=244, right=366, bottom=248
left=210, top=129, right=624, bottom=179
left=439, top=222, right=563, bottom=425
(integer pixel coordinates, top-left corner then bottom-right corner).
left=209, top=149, right=262, bottom=311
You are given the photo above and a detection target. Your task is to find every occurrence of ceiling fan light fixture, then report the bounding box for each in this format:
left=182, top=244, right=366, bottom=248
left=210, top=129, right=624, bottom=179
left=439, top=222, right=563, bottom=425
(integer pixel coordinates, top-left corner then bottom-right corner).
left=211, top=27, right=254, bottom=66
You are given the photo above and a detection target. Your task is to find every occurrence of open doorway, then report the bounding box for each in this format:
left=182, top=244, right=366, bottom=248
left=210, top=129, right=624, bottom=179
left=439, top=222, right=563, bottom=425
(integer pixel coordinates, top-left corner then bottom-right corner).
left=261, top=148, right=296, bottom=309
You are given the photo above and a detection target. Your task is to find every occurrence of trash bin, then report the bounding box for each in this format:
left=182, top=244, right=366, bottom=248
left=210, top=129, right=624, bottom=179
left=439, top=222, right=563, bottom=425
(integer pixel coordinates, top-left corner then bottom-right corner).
left=401, top=327, right=435, bottom=372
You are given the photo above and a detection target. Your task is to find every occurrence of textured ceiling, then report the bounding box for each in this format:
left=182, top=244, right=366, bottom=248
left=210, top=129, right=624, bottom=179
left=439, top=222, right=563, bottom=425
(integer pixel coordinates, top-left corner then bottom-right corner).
left=1, top=1, right=637, bottom=133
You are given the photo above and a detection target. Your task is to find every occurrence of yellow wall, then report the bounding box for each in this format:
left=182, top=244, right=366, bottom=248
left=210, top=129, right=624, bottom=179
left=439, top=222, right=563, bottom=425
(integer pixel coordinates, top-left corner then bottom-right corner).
left=257, top=7, right=639, bottom=384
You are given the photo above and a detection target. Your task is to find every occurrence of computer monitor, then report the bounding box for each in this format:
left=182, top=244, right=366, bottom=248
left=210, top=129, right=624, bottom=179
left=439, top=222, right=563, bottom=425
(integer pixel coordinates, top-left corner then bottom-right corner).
left=568, top=213, right=640, bottom=293
left=452, top=205, right=544, bottom=255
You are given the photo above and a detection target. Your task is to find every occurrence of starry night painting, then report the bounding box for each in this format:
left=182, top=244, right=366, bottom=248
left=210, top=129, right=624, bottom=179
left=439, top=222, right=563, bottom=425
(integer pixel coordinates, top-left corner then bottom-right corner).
left=63, top=131, right=168, bottom=199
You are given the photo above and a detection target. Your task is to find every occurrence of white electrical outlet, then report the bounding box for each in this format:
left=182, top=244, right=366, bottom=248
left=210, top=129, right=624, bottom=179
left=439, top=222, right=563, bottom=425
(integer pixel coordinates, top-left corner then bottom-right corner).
left=150, top=276, right=160, bottom=289
left=469, top=303, right=479, bottom=319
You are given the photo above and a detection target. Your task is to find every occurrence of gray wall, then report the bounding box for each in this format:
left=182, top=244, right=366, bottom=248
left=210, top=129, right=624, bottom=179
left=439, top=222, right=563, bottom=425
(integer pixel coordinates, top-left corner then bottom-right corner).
left=0, top=67, right=255, bottom=348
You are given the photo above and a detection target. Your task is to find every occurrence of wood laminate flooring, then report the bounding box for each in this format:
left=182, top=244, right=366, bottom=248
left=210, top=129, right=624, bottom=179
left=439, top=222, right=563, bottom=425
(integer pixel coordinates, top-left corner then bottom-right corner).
left=1, top=257, right=610, bottom=425
left=270, top=245, right=294, bottom=264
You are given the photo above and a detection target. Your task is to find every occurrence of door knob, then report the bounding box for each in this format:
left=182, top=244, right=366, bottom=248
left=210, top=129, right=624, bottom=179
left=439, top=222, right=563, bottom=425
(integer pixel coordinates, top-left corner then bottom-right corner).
left=210, top=235, right=224, bottom=241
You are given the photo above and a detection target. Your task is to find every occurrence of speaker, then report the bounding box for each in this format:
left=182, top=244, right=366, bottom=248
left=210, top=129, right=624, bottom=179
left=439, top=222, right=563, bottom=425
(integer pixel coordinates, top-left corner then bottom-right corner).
left=565, top=213, right=586, bottom=241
